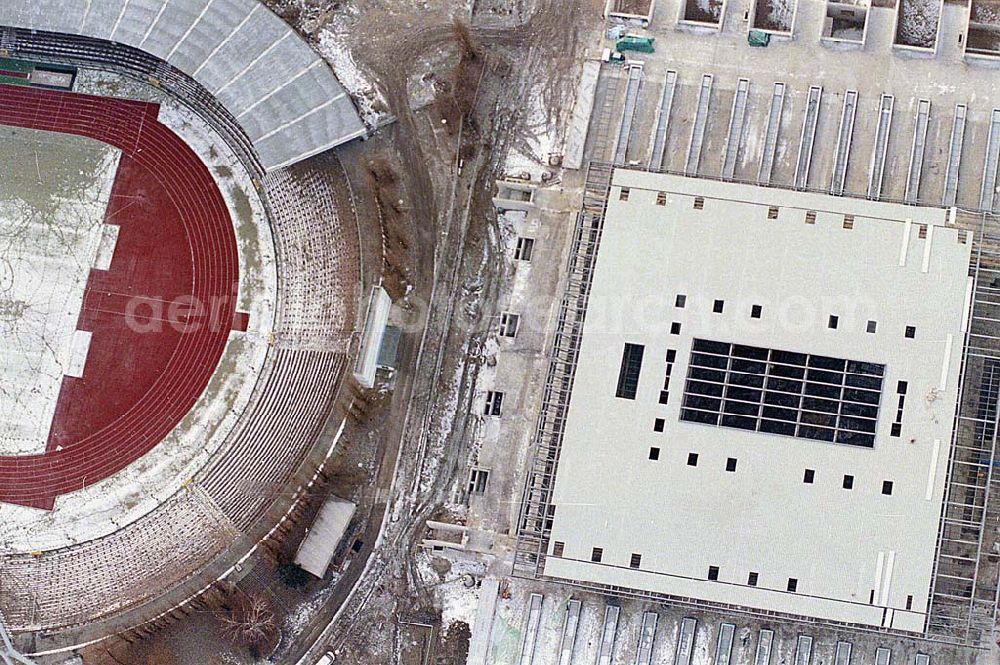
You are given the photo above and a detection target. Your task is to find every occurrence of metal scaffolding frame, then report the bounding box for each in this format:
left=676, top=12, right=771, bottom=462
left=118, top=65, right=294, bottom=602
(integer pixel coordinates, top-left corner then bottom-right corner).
left=513, top=161, right=1000, bottom=649
left=513, top=161, right=614, bottom=576
left=925, top=209, right=1000, bottom=645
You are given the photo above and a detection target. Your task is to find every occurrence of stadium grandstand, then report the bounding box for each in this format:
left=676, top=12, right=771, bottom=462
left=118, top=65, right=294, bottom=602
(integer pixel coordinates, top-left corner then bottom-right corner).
left=0, top=0, right=366, bottom=655
left=0, top=0, right=367, bottom=172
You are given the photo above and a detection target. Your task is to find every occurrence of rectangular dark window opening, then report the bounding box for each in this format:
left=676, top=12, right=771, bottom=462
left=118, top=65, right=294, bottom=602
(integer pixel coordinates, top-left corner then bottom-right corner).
left=890, top=423, right=902, bottom=437
left=653, top=418, right=665, bottom=433
left=659, top=390, right=669, bottom=404
left=751, top=304, right=762, bottom=319
left=708, top=566, right=720, bottom=581
left=804, top=469, right=815, bottom=484
left=805, top=210, right=817, bottom=224
left=670, top=322, right=681, bottom=335
left=748, top=572, right=759, bottom=586
left=828, top=315, right=839, bottom=329
left=468, top=468, right=489, bottom=495
left=484, top=391, right=504, bottom=416
left=713, top=299, right=725, bottom=314
left=675, top=294, right=687, bottom=308
left=649, top=447, right=660, bottom=461
left=787, top=578, right=798, bottom=592
left=615, top=343, right=644, bottom=400
left=514, top=237, right=534, bottom=262
left=694, top=196, right=705, bottom=210
left=882, top=480, right=894, bottom=495
left=687, top=452, right=699, bottom=466
left=905, top=326, right=916, bottom=339
left=726, top=458, right=738, bottom=472
left=552, top=541, right=564, bottom=557
left=591, top=547, right=603, bottom=563
left=867, top=320, right=877, bottom=333
left=500, top=312, right=520, bottom=338
left=630, top=553, right=642, bottom=569
left=906, top=595, right=913, bottom=610
left=768, top=205, right=779, bottom=219
left=656, top=191, right=667, bottom=206
left=619, top=187, right=630, bottom=201
left=843, top=474, right=854, bottom=490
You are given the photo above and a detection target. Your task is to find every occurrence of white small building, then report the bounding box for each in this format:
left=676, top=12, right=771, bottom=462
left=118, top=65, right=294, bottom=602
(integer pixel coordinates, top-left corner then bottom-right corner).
left=353, top=286, right=392, bottom=389
left=294, top=497, right=357, bottom=578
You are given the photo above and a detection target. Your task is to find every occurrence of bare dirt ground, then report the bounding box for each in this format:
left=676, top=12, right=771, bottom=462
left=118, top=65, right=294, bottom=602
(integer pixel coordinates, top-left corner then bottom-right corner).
left=278, top=1, right=601, bottom=663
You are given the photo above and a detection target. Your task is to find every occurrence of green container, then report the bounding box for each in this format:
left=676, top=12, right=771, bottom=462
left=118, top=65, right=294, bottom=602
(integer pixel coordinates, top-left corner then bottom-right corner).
left=748, top=30, right=771, bottom=47
left=616, top=36, right=655, bottom=54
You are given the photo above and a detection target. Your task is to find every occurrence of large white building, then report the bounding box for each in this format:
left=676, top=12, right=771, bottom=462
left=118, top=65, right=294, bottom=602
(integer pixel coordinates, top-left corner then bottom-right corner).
left=540, top=169, right=974, bottom=633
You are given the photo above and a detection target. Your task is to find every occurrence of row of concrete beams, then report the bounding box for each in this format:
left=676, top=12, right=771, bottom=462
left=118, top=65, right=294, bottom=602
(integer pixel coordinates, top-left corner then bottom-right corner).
left=613, top=63, right=644, bottom=165
left=607, top=65, right=998, bottom=212
left=759, top=82, right=786, bottom=185
left=649, top=70, right=677, bottom=169
left=795, top=85, right=823, bottom=190
left=516, top=595, right=934, bottom=665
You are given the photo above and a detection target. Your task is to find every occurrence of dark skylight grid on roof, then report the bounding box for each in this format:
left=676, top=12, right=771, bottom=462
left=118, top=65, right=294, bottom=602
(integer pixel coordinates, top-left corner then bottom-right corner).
left=680, top=339, right=885, bottom=448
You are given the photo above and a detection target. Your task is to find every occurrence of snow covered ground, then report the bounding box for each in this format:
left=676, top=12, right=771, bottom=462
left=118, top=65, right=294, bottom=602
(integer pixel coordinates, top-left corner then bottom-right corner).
left=0, top=127, right=120, bottom=455
left=317, top=27, right=391, bottom=130
left=504, top=87, right=562, bottom=181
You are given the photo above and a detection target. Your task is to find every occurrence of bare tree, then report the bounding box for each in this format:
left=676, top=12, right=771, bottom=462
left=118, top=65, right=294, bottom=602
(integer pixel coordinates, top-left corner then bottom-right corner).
left=220, top=592, right=280, bottom=658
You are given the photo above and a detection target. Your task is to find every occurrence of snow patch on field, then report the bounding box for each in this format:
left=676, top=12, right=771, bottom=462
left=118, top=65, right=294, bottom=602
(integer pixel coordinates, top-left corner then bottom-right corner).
left=283, top=581, right=340, bottom=634
left=504, top=88, right=560, bottom=180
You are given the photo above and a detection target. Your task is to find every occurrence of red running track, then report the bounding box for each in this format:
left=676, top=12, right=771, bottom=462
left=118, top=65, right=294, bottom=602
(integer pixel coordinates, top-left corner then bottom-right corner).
left=0, top=84, right=243, bottom=510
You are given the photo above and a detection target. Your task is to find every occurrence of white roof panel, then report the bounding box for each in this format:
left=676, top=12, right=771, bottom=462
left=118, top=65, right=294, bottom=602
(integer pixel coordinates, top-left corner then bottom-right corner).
left=545, top=170, right=971, bottom=633
left=0, top=0, right=366, bottom=171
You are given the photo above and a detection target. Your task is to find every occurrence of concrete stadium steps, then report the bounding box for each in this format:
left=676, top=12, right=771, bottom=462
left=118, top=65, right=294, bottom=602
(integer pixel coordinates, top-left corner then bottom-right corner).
left=264, top=162, right=361, bottom=353
left=0, top=492, right=237, bottom=630
left=198, top=349, right=348, bottom=531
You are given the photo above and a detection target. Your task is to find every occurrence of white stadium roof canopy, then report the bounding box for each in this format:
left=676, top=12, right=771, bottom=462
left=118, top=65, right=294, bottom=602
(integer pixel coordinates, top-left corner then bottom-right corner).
left=0, top=0, right=367, bottom=171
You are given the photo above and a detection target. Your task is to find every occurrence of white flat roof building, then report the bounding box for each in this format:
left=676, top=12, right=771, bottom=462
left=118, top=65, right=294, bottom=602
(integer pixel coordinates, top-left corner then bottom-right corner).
left=542, top=170, right=973, bottom=632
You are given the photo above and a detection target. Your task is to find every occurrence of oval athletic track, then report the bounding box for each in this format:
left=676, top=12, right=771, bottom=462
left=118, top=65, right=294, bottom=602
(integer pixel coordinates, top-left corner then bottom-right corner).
left=0, top=83, right=243, bottom=510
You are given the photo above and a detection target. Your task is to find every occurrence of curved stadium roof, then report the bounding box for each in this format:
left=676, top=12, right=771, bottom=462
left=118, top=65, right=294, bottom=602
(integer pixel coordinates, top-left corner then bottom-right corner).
left=0, top=0, right=367, bottom=171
